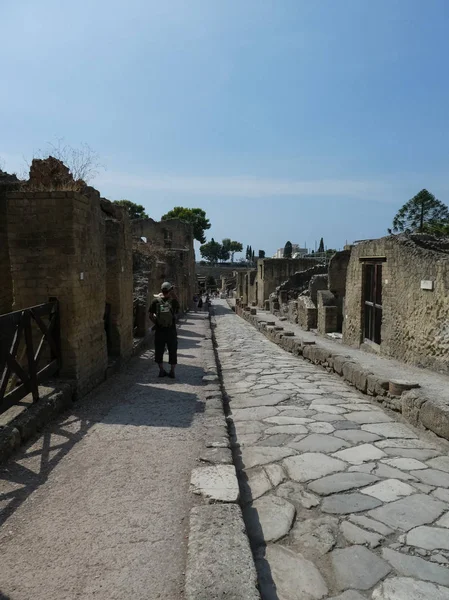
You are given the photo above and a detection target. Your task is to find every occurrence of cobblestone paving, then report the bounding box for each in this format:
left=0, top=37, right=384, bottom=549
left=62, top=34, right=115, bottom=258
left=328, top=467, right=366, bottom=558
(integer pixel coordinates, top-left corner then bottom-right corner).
left=214, top=301, right=449, bottom=600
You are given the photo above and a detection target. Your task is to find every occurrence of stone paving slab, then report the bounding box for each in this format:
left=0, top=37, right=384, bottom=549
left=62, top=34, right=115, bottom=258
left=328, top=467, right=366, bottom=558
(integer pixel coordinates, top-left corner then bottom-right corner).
left=238, top=303, right=449, bottom=444
left=213, top=301, right=449, bottom=600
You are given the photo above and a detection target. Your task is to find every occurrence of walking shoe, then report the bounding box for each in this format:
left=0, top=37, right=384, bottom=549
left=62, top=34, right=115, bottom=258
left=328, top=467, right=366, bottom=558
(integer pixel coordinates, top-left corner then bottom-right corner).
left=158, top=370, right=167, bottom=378
left=168, top=371, right=175, bottom=379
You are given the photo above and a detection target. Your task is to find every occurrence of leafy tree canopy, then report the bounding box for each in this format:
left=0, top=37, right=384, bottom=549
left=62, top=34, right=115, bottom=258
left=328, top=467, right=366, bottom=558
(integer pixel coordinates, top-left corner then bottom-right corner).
left=284, top=241, right=293, bottom=258
left=391, top=189, right=449, bottom=233
left=200, top=238, right=222, bottom=264
left=113, top=199, right=148, bottom=220
left=161, top=206, right=211, bottom=243
left=222, top=239, right=243, bottom=261
left=206, top=275, right=217, bottom=288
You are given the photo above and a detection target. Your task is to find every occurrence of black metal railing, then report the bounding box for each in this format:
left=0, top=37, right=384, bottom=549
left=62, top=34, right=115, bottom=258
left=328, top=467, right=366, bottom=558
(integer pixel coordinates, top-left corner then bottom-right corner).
left=0, top=301, right=60, bottom=412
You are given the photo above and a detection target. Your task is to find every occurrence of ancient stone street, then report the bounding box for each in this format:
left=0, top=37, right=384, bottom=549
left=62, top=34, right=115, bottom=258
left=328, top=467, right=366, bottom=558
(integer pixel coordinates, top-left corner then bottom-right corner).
left=0, top=314, right=209, bottom=600
left=213, top=300, right=449, bottom=600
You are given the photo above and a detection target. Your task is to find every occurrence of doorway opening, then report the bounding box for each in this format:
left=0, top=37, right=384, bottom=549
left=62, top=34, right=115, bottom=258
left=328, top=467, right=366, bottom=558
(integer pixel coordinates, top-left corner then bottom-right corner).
left=363, top=262, right=383, bottom=345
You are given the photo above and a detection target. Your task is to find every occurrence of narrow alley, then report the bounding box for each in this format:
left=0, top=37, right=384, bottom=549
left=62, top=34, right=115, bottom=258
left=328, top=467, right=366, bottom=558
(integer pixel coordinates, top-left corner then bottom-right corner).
left=213, top=300, right=449, bottom=600
left=0, top=314, right=208, bottom=600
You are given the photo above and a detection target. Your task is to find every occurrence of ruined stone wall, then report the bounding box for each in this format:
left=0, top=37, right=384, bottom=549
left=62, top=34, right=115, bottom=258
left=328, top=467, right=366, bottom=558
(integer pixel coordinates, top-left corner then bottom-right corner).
left=258, top=258, right=322, bottom=307
left=344, top=235, right=449, bottom=373
left=328, top=249, right=350, bottom=297
left=6, top=191, right=108, bottom=396
left=309, top=274, right=328, bottom=305
left=104, top=203, right=133, bottom=360
left=317, top=290, right=338, bottom=335
left=0, top=196, right=13, bottom=314
left=297, top=296, right=317, bottom=330
left=196, top=264, right=249, bottom=281
left=236, top=270, right=256, bottom=305
left=328, top=249, right=350, bottom=331
left=132, top=218, right=195, bottom=311
left=248, top=271, right=258, bottom=305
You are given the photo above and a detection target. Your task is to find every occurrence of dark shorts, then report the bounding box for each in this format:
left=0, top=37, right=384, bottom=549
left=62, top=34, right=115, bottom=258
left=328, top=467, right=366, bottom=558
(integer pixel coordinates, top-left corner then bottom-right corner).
left=154, top=328, right=178, bottom=365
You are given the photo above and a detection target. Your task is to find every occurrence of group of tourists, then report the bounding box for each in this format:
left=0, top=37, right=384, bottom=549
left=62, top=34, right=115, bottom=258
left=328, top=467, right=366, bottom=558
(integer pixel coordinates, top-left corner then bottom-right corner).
left=192, top=292, right=212, bottom=312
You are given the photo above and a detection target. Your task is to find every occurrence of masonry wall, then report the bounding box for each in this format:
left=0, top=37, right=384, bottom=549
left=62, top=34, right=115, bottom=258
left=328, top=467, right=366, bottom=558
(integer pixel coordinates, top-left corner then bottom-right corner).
left=6, top=191, right=108, bottom=395
left=328, top=250, right=351, bottom=331
left=105, top=206, right=134, bottom=360
left=258, top=258, right=322, bottom=307
left=132, top=218, right=195, bottom=311
left=0, top=196, right=13, bottom=314
left=343, top=235, right=449, bottom=373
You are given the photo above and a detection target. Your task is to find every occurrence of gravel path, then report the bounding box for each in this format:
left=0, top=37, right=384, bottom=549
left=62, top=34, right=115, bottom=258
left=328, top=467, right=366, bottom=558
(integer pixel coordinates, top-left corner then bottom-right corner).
left=214, top=301, right=449, bottom=600
left=0, top=313, right=208, bottom=600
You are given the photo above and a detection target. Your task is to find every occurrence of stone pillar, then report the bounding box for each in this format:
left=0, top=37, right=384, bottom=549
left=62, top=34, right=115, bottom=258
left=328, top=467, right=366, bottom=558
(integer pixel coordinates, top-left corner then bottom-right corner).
left=317, top=290, right=338, bottom=334
left=0, top=196, right=13, bottom=314
left=105, top=210, right=134, bottom=361
left=6, top=191, right=108, bottom=396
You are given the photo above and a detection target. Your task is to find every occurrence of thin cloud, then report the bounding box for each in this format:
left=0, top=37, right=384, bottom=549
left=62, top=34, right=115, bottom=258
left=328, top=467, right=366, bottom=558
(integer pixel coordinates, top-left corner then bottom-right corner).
left=95, top=171, right=398, bottom=202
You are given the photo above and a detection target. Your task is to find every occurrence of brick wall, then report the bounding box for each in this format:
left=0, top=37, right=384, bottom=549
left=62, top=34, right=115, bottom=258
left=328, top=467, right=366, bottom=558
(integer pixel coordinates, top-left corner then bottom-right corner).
left=317, top=290, right=338, bottom=334
left=132, top=218, right=196, bottom=311
left=328, top=249, right=350, bottom=331
left=297, top=296, right=317, bottom=330
left=0, top=196, right=13, bottom=314
left=6, top=191, right=108, bottom=396
left=105, top=206, right=134, bottom=360
left=257, top=258, right=322, bottom=307
left=343, top=235, right=449, bottom=373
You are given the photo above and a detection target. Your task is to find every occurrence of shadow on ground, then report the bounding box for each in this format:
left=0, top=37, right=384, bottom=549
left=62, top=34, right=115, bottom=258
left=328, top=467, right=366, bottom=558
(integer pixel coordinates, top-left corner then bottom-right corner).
left=0, top=319, right=205, bottom=527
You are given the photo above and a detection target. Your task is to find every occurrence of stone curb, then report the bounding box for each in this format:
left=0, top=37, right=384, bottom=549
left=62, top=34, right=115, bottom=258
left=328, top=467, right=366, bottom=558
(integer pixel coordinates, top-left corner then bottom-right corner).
left=235, top=305, right=449, bottom=443
left=0, top=381, right=74, bottom=464
left=184, top=309, right=260, bottom=600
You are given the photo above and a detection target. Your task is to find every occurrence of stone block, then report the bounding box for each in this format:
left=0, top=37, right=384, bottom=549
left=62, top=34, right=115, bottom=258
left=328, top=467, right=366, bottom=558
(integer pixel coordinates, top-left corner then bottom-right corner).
left=367, top=374, right=389, bottom=397
left=333, top=355, right=352, bottom=375
left=341, top=361, right=357, bottom=383
left=292, top=340, right=303, bottom=355
left=401, top=389, right=427, bottom=427
left=303, top=345, right=314, bottom=360
left=354, top=368, right=371, bottom=393
left=190, top=465, right=239, bottom=503
left=0, top=426, right=21, bottom=463
left=389, top=380, right=420, bottom=396
left=419, top=398, right=449, bottom=442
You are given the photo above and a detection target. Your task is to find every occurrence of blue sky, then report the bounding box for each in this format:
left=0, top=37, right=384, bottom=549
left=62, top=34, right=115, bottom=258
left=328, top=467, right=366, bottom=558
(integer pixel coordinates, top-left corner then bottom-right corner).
left=2, top=0, right=449, bottom=256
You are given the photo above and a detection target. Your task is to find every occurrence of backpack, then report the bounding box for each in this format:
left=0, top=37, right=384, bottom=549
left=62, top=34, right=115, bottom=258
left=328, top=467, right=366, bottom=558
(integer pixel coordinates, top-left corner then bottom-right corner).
left=157, top=298, right=174, bottom=328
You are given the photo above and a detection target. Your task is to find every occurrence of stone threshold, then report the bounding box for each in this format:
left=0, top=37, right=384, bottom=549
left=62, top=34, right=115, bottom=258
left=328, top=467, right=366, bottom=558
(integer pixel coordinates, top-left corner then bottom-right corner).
left=237, top=305, right=449, bottom=444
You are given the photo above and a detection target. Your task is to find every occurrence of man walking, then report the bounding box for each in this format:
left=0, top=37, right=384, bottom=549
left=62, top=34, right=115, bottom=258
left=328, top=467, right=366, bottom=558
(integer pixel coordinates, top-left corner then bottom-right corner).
left=149, top=282, right=180, bottom=378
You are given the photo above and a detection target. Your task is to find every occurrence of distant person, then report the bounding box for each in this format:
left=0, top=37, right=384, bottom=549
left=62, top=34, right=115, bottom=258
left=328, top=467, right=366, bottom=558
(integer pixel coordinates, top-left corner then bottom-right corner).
left=198, top=295, right=203, bottom=310
left=193, top=294, right=199, bottom=312
left=149, top=282, right=180, bottom=379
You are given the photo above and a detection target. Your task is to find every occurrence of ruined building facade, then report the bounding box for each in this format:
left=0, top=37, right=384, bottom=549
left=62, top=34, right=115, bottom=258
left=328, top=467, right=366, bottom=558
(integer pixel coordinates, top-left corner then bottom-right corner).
left=1, top=161, right=196, bottom=400
left=236, top=257, right=323, bottom=308
left=343, top=234, right=449, bottom=374
left=247, top=233, right=449, bottom=376
left=132, top=217, right=196, bottom=312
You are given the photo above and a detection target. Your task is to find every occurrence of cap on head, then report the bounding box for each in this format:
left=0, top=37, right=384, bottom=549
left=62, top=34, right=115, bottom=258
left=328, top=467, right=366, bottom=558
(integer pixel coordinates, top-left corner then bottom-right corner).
left=161, top=281, right=173, bottom=292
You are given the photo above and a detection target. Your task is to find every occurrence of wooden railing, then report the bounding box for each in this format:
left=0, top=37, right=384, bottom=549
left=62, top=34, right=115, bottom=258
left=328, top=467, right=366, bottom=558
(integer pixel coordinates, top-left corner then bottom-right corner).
left=0, top=301, right=60, bottom=412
